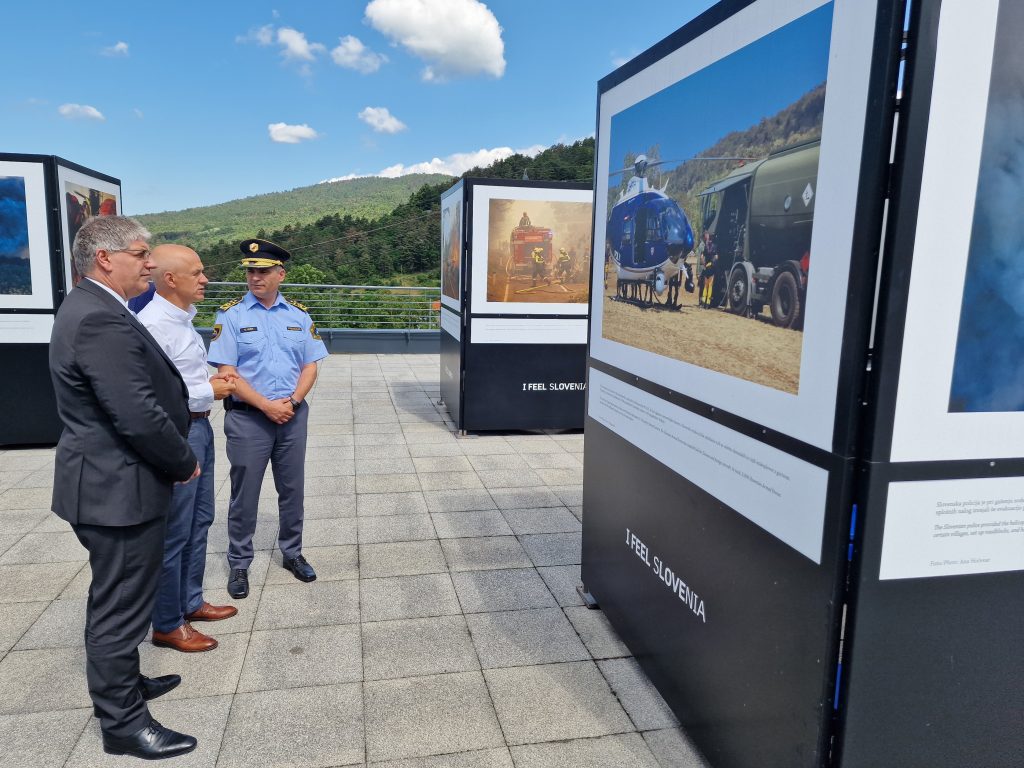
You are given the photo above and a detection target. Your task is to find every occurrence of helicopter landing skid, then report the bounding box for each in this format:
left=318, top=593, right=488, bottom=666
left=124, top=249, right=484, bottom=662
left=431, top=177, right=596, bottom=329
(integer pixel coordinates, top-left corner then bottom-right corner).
left=613, top=274, right=682, bottom=310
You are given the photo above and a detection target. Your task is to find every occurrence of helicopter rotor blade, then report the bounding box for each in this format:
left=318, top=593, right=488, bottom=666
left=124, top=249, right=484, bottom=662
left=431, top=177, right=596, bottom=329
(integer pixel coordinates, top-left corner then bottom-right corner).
left=609, top=156, right=759, bottom=177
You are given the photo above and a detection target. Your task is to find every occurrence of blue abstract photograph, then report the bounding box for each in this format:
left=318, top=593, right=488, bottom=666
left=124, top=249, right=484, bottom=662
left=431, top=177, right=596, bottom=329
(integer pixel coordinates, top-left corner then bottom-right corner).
left=0, top=175, right=33, bottom=296
left=949, top=0, right=1024, bottom=412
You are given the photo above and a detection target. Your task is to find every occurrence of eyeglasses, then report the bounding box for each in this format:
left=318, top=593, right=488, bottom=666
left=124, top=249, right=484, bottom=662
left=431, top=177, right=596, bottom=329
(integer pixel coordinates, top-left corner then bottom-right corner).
left=113, top=248, right=152, bottom=259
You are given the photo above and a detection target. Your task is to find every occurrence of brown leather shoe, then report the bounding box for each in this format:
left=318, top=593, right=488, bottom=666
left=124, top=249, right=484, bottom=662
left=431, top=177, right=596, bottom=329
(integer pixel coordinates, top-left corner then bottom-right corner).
left=185, top=602, right=238, bottom=622
left=152, top=622, right=218, bottom=652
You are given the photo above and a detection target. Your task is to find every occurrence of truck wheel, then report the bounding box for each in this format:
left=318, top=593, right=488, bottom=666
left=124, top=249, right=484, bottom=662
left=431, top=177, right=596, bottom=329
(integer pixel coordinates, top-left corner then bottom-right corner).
left=770, top=271, right=801, bottom=328
left=727, top=269, right=748, bottom=315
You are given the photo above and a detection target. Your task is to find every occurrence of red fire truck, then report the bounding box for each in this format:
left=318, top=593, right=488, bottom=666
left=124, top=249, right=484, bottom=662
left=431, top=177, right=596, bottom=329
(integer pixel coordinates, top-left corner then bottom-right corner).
left=508, top=225, right=554, bottom=277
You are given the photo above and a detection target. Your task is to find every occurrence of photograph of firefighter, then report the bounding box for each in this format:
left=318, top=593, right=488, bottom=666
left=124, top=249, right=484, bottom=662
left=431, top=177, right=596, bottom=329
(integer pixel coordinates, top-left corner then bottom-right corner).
left=948, top=0, right=1024, bottom=413
left=440, top=191, right=462, bottom=305
left=484, top=197, right=592, bottom=304
left=600, top=1, right=835, bottom=394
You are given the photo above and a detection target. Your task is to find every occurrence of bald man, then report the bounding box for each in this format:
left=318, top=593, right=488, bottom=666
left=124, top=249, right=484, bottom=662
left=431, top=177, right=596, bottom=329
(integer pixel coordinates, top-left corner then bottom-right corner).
left=139, top=245, right=239, bottom=653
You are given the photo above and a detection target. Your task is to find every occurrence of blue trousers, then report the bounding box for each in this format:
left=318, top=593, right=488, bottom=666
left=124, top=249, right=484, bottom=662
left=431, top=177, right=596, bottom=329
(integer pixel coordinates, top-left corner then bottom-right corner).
left=151, top=417, right=215, bottom=633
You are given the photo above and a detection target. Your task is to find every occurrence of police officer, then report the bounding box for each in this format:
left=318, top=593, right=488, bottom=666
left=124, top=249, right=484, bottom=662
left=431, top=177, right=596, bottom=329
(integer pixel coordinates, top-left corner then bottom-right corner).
left=207, top=239, right=329, bottom=599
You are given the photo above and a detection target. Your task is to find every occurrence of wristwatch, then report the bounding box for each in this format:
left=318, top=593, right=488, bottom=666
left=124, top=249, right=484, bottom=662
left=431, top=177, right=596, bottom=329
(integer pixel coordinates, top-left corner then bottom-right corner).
left=288, top=397, right=301, bottom=410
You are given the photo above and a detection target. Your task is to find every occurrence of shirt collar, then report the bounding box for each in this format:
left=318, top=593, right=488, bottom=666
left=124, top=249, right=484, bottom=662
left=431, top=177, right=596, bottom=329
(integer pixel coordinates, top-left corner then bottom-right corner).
left=244, top=291, right=287, bottom=310
left=151, top=292, right=197, bottom=322
left=85, top=277, right=130, bottom=310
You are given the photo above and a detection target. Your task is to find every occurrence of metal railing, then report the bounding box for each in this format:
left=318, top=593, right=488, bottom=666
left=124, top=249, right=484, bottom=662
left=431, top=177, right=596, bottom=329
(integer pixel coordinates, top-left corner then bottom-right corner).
left=194, top=282, right=441, bottom=330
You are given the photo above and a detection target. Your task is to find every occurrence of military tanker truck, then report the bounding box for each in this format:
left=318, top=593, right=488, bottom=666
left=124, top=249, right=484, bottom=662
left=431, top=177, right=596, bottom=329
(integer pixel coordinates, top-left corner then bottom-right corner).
left=697, top=139, right=819, bottom=328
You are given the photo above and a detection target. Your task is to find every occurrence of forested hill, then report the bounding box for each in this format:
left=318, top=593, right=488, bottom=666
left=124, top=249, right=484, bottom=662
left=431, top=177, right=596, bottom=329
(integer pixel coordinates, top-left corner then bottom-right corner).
left=201, top=137, right=596, bottom=284
left=137, top=173, right=451, bottom=252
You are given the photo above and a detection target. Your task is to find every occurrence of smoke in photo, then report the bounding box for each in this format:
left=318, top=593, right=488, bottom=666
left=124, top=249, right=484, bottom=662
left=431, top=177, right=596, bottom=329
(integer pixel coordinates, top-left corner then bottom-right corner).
left=949, top=1, right=1024, bottom=412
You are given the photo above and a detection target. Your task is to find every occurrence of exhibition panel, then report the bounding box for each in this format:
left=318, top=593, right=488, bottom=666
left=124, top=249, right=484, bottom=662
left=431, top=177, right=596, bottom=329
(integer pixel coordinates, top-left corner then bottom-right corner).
left=835, top=1, right=1024, bottom=765
left=581, top=0, right=903, bottom=765
left=440, top=181, right=463, bottom=313
left=439, top=178, right=593, bottom=431
left=55, top=159, right=122, bottom=295
left=0, top=157, right=56, bottom=313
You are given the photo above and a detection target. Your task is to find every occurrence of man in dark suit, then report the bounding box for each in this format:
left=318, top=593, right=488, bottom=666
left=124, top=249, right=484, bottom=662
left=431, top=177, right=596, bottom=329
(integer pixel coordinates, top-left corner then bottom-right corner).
left=49, top=215, right=200, bottom=760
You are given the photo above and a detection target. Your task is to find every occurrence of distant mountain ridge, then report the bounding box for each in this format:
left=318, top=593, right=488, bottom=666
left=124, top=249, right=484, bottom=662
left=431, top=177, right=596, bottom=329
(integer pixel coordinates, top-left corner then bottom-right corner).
left=137, top=173, right=452, bottom=252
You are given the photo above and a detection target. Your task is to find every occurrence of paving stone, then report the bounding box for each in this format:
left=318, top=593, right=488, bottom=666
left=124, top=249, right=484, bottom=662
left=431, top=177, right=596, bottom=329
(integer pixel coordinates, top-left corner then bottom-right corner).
left=30, top=514, right=74, bottom=533
left=355, top=420, right=403, bottom=433
left=458, top=440, right=517, bottom=456
left=298, top=517, right=357, bottom=547
left=357, top=491, right=429, bottom=517
left=206, top=521, right=279, bottom=555
left=484, top=661, right=634, bottom=745
left=519, top=532, right=581, bottom=566
left=0, top=561, right=83, bottom=606
left=488, top=487, right=562, bottom=510
left=299, top=493, right=358, bottom=519
left=407, top=443, right=464, bottom=458
left=361, top=573, right=462, bottom=622
left=358, top=457, right=416, bottom=475
left=306, top=475, right=357, bottom=496
left=14, top=597, right=85, bottom=650
left=305, top=458, right=355, bottom=477
left=66, top=694, right=232, bottom=768
left=511, top=733, right=661, bottom=768
left=0, top=531, right=87, bottom=565
left=642, top=728, right=712, bottom=768
left=362, top=615, right=478, bottom=680
left=0, top=647, right=90, bottom=713
left=599, top=658, right=679, bottom=730
left=360, top=540, right=448, bottom=578
left=0, top=487, right=52, bottom=510
left=418, top=471, right=483, bottom=491
left=0, top=509, right=49, bottom=536
left=422, top=490, right=496, bottom=514
left=548, top=485, right=584, bottom=507
left=536, top=565, right=585, bottom=607
left=569, top=504, right=584, bottom=521
left=57, top=563, right=93, bottom=600
left=138, top=632, right=248, bottom=700
left=368, top=747, right=514, bottom=768
left=441, top=536, right=532, bottom=572
left=475, top=469, right=544, bottom=489
left=451, top=568, right=557, bottom=614
left=264, top=545, right=359, bottom=584
left=521, top=452, right=582, bottom=470
left=564, top=606, right=630, bottom=659
left=412, top=456, right=473, bottom=473
left=467, top=608, right=589, bottom=669
left=507, top=439, right=564, bottom=455
left=359, top=514, right=436, bottom=544
left=238, top=623, right=362, bottom=692
left=501, top=506, right=581, bottom=535
left=0, top=709, right=91, bottom=768
left=364, top=671, right=504, bottom=762
left=466, top=454, right=530, bottom=471
left=0, top=601, right=47, bottom=655
left=217, top=683, right=364, bottom=768
left=357, top=473, right=421, bottom=494
left=430, top=510, right=513, bottom=539
left=254, top=578, right=360, bottom=630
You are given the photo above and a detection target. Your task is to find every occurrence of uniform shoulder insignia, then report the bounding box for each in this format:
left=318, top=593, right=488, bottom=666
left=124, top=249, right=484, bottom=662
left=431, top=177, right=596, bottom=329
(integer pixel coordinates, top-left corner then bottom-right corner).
left=286, top=298, right=310, bottom=313
left=219, top=297, right=243, bottom=312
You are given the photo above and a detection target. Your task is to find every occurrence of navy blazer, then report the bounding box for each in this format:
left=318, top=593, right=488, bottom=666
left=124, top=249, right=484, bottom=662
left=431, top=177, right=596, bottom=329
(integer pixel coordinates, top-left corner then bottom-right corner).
left=49, top=279, right=197, bottom=526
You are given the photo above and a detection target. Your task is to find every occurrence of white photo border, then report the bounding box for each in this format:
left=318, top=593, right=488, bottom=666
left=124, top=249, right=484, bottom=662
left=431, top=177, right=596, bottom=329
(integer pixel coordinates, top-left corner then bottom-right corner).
left=0, top=160, right=53, bottom=310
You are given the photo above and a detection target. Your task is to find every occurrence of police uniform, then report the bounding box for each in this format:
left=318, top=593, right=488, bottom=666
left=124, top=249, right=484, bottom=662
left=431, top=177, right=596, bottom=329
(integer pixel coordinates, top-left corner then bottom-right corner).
left=207, top=239, right=328, bottom=594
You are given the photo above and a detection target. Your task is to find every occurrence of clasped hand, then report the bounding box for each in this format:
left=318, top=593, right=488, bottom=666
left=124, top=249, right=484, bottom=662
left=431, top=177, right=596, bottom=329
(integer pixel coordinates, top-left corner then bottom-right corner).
left=210, top=372, right=240, bottom=400
left=263, top=398, right=295, bottom=425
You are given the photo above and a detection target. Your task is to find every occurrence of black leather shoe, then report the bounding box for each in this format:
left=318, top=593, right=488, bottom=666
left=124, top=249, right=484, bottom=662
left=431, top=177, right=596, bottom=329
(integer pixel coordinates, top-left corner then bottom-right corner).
left=93, top=674, right=183, bottom=717
left=102, top=719, right=197, bottom=760
left=139, top=674, right=181, bottom=702
left=227, top=568, right=249, bottom=599
left=283, top=555, right=316, bottom=582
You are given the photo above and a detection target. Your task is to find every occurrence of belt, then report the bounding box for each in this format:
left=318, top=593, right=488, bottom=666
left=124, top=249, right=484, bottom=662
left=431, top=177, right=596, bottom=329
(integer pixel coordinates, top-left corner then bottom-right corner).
left=224, top=399, right=254, bottom=412
left=190, top=411, right=210, bottom=420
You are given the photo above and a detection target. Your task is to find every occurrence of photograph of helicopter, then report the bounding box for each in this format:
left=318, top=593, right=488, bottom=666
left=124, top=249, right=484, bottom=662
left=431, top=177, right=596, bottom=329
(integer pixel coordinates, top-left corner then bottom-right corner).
left=599, top=1, right=833, bottom=394
left=486, top=197, right=592, bottom=304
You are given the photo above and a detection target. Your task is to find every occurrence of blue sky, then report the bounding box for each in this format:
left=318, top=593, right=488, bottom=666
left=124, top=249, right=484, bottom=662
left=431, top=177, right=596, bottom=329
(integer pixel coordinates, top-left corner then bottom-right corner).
left=1, top=0, right=717, bottom=215
left=609, top=3, right=833, bottom=173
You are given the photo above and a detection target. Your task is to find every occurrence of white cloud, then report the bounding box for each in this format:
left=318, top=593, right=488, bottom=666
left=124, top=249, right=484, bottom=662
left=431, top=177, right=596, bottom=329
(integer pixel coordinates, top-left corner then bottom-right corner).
left=133, top=108, right=144, bottom=119
left=102, top=41, right=129, bottom=57
left=277, top=27, right=325, bottom=61
left=365, top=0, right=505, bottom=81
left=319, top=143, right=544, bottom=183
left=58, top=104, right=105, bottom=121
left=358, top=106, right=407, bottom=134
left=236, top=24, right=274, bottom=45
left=268, top=122, right=320, bottom=143
left=331, top=35, right=387, bottom=74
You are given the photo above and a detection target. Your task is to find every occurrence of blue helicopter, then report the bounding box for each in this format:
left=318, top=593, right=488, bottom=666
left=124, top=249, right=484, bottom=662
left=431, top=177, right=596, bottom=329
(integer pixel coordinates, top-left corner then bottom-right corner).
left=606, top=154, right=753, bottom=309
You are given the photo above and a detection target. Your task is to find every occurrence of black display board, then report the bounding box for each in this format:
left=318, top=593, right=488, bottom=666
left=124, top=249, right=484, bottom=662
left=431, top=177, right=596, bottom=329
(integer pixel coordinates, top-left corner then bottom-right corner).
left=0, top=153, right=121, bottom=445
left=581, top=1, right=904, bottom=766
left=439, top=177, right=593, bottom=431
left=835, top=1, right=1024, bottom=765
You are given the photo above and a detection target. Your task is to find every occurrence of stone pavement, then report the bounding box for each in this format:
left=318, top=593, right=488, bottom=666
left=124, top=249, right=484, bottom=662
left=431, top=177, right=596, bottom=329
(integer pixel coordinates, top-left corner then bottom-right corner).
left=0, top=354, right=709, bottom=767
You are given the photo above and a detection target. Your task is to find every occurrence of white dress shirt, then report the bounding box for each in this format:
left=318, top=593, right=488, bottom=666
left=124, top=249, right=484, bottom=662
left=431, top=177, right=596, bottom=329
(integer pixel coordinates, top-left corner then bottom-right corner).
left=138, top=293, right=215, bottom=412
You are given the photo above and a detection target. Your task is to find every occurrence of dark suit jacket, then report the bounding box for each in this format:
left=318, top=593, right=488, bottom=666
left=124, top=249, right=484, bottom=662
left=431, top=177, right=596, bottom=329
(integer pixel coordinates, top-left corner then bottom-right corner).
left=49, top=279, right=197, bottom=526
